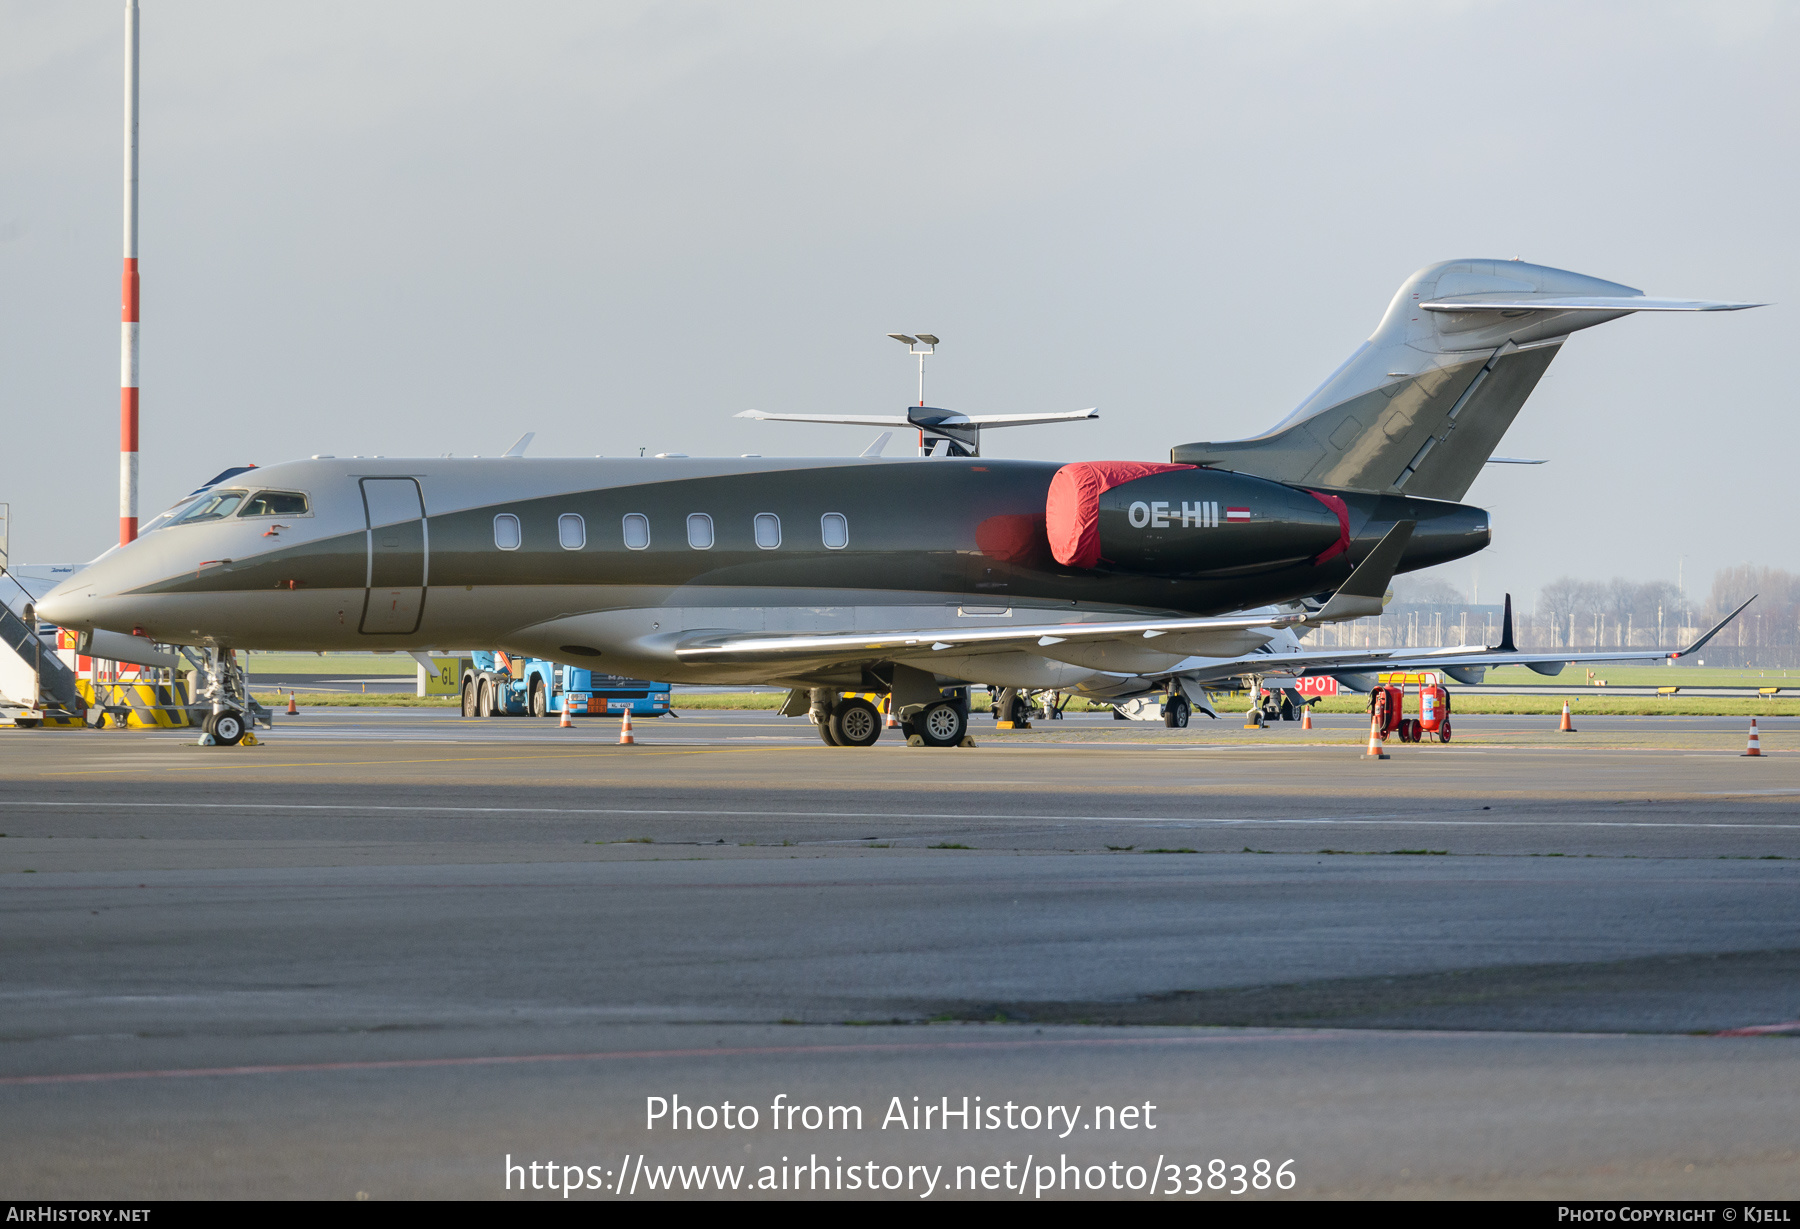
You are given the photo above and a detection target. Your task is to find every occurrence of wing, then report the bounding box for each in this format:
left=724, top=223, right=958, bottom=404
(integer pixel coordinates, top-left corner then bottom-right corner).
left=673, top=609, right=1305, bottom=669
left=671, top=520, right=1417, bottom=671
left=1173, top=596, right=1755, bottom=687
left=737, top=408, right=1099, bottom=429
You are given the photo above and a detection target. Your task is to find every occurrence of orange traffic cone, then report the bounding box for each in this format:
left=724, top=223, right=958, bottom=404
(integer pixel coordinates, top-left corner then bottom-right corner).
left=1743, top=718, right=1763, bottom=757
left=559, top=703, right=575, bottom=729
left=1559, top=700, right=1576, bottom=732
left=618, top=708, right=636, bottom=745
left=884, top=695, right=899, bottom=729
left=1364, top=712, right=1389, bottom=759
left=1301, top=705, right=1313, bottom=730
left=286, top=691, right=298, bottom=715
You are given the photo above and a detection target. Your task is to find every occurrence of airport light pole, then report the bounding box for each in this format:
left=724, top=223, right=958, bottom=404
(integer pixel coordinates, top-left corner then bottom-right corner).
left=886, top=333, right=939, bottom=407
left=119, top=0, right=140, bottom=545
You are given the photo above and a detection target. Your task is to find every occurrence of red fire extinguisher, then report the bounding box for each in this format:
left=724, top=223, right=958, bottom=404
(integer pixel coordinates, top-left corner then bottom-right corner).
left=1419, top=682, right=1446, bottom=733
left=1370, top=685, right=1404, bottom=736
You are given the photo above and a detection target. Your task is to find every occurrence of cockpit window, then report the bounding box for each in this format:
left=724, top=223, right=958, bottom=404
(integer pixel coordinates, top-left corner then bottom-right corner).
left=140, top=496, right=200, bottom=534
left=238, top=490, right=310, bottom=517
left=171, top=489, right=249, bottom=524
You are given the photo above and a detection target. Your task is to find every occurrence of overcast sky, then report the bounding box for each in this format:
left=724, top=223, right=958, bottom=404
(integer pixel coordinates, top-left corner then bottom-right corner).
left=1, top=0, right=1792, bottom=609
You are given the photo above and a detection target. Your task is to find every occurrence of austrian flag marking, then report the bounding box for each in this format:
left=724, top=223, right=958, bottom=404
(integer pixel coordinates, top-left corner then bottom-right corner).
left=1226, top=507, right=1251, bottom=522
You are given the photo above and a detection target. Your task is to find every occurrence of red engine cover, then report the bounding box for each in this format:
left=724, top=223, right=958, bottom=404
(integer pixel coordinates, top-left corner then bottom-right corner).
left=1046, top=461, right=1195, bottom=568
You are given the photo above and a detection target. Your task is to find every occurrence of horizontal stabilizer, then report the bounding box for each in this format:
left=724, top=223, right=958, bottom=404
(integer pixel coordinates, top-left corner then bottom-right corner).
left=1422, top=296, right=1764, bottom=313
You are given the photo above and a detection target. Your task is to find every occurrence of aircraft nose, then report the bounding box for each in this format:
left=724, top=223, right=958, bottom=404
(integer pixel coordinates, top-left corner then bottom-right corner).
left=35, top=579, right=99, bottom=631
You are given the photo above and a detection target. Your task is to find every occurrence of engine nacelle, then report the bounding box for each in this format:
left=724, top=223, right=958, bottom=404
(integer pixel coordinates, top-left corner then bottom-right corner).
left=1047, top=461, right=1346, bottom=577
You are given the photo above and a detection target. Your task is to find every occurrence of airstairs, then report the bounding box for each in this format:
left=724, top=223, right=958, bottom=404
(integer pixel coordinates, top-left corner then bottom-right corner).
left=0, top=599, right=83, bottom=724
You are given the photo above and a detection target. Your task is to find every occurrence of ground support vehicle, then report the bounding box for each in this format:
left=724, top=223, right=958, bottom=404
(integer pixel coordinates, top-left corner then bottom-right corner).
left=459, top=652, right=671, bottom=719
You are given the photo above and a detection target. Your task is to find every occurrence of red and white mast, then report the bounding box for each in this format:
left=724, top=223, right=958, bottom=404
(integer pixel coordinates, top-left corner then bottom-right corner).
left=119, top=0, right=139, bottom=545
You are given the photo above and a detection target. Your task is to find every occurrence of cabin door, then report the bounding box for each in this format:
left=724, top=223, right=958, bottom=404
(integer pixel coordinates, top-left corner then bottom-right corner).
left=359, top=478, right=427, bottom=635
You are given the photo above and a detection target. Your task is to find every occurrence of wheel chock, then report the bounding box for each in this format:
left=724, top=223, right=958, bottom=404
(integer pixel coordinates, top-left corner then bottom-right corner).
left=906, top=734, right=925, bottom=747
left=959, top=735, right=977, bottom=748
left=198, top=733, right=216, bottom=746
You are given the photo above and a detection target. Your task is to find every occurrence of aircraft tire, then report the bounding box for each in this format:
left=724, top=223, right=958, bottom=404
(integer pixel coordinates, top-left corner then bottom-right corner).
left=914, top=700, right=966, bottom=748
left=461, top=677, right=477, bottom=718
left=816, top=714, right=841, bottom=746
left=211, top=711, right=246, bottom=746
left=529, top=678, right=547, bottom=718
left=1164, top=696, right=1190, bottom=728
left=830, top=698, right=882, bottom=747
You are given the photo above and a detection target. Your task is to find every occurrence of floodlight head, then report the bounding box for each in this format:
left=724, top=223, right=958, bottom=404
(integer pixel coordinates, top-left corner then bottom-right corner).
left=915, top=334, right=939, bottom=345
left=888, top=333, right=918, bottom=345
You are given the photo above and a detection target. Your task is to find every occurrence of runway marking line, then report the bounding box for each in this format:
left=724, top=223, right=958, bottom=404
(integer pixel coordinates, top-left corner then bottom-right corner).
left=32, top=746, right=778, bottom=776
left=0, top=1028, right=1630, bottom=1088
left=4, top=798, right=1799, bottom=832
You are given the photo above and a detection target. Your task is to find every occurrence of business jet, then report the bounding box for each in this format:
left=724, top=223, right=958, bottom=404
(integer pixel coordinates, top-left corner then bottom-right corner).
left=37, top=258, right=1759, bottom=746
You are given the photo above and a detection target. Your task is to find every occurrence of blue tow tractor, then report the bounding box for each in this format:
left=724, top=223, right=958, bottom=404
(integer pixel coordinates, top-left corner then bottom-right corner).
left=459, top=652, right=671, bottom=719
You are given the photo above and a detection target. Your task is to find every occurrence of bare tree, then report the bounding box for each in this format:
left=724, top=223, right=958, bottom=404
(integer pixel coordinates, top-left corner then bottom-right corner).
left=1708, top=567, right=1799, bottom=647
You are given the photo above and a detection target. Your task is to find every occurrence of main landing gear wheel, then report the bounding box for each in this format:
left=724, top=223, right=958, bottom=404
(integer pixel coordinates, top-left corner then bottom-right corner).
left=206, top=711, right=246, bottom=746
left=816, top=714, right=840, bottom=746
left=1164, top=696, right=1190, bottom=728
left=461, top=678, right=477, bottom=718
left=529, top=678, right=548, bottom=718
left=914, top=700, right=967, bottom=748
left=830, top=698, right=882, bottom=747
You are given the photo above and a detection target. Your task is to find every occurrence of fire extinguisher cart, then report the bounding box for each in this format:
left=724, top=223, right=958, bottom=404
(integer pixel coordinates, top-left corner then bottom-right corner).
left=1393, top=676, right=1453, bottom=743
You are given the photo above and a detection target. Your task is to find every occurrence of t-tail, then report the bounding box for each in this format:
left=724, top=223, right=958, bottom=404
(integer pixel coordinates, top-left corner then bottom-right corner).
left=1171, top=259, right=1761, bottom=499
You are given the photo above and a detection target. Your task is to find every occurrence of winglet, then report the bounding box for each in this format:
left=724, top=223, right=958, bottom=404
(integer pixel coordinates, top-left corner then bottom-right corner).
left=504, top=432, right=535, bottom=458
left=1498, top=593, right=1516, bottom=652
left=860, top=431, right=893, bottom=458
left=1304, top=521, right=1417, bottom=625
left=1673, top=595, right=1756, bottom=659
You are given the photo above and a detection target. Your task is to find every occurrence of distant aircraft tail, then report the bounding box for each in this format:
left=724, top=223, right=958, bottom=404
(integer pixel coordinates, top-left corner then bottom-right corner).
left=1171, top=259, right=1759, bottom=499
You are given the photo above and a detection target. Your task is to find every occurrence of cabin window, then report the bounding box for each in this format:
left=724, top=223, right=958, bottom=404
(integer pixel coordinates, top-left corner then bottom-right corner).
left=687, top=513, right=714, bottom=550
left=493, top=513, right=522, bottom=551
left=172, top=489, right=249, bottom=524
left=821, top=512, right=848, bottom=549
left=622, top=513, right=650, bottom=550
left=238, top=490, right=310, bottom=517
left=558, top=513, right=586, bottom=550
left=754, top=512, right=781, bottom=550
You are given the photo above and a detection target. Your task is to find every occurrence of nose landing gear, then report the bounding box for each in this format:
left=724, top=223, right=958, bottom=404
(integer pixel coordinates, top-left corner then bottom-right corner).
left=180, top=646, right=268, bottom=747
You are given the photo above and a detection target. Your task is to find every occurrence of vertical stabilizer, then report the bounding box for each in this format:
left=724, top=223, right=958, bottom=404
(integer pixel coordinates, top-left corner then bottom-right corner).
left=1172, top=259, right=1758, bottom=499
